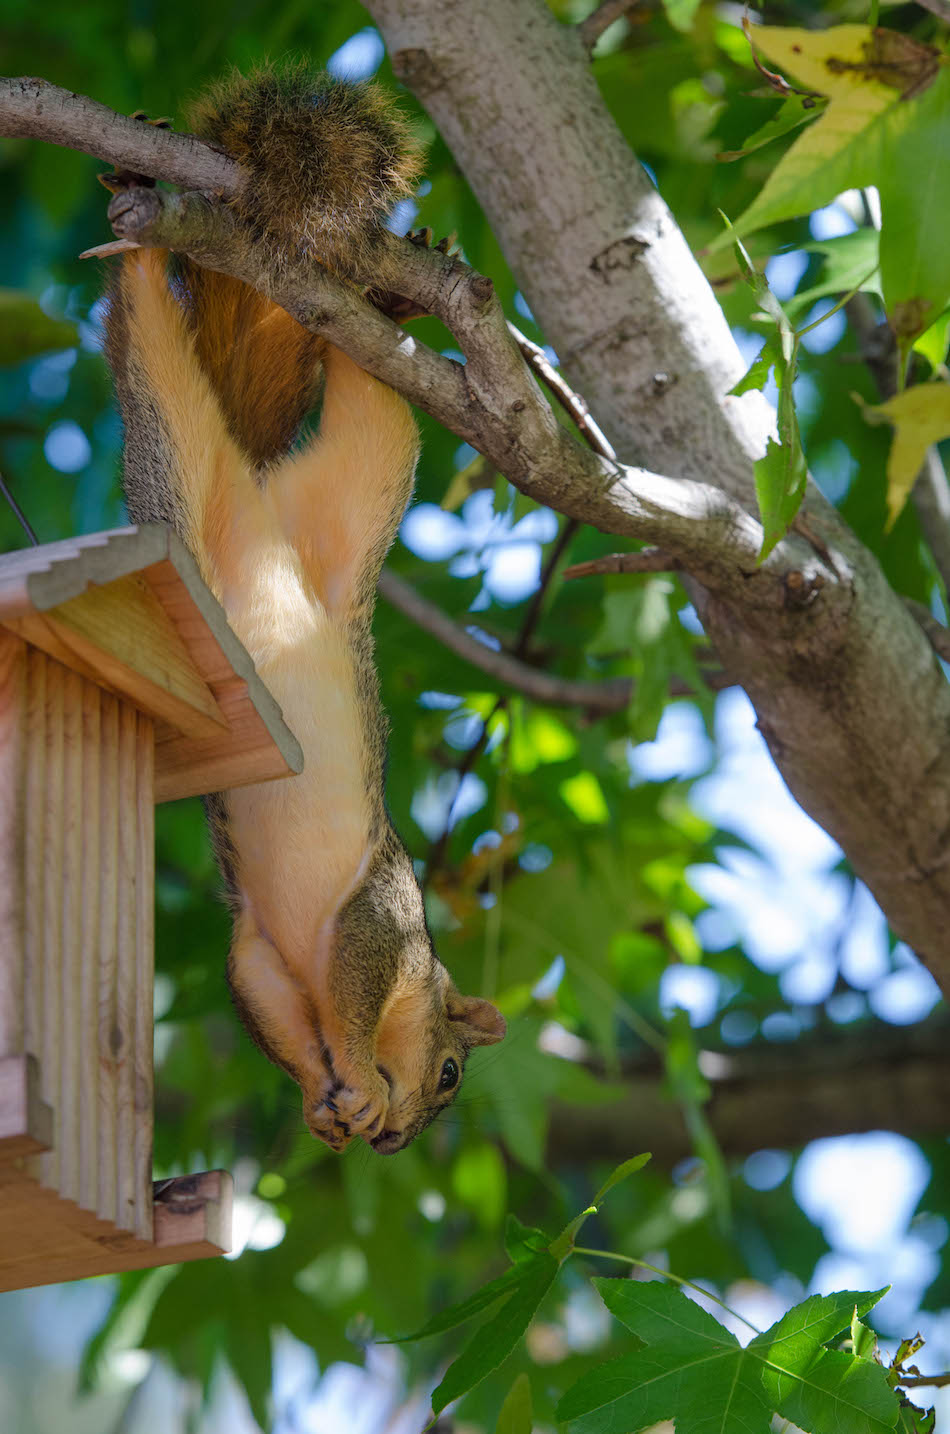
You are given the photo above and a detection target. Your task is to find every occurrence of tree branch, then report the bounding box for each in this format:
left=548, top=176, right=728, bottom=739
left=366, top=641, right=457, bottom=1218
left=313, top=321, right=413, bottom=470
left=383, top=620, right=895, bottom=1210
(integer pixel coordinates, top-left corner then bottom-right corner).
left=507, top=322, right=616, bottom=460
left=547, top=1016, right=950, bottom=1166
left=382, top=568, right=645, bottom=711
left=563, top=548, right=678, bottom=579
left=578, top=0, right=641, bottom=52
left=0, top=77, right=238, bottom=192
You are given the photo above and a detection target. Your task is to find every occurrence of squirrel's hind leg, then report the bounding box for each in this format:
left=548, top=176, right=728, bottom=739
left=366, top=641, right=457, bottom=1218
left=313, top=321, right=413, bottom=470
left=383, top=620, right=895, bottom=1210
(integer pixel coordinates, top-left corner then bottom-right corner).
left=106, top=251, right=268, bottom=598
left=269, top=347, right=419, bottom=619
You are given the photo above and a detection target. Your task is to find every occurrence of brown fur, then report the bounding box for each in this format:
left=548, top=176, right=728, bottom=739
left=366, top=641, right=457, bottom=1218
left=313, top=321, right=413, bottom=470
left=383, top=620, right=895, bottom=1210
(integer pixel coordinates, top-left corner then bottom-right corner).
left=187, top=63, right=420, bottom=285
left=103, top=72, right=504, bottom=1153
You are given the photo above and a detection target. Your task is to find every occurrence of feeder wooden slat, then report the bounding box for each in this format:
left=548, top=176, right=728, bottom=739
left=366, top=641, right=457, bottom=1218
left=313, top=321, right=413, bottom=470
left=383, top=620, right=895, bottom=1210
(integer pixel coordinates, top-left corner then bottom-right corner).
left=78, top=681, right=100, bottom=1215
left=39, top=658, right=64, bottom=1192
left=96, top=691, right=120, bottom=1227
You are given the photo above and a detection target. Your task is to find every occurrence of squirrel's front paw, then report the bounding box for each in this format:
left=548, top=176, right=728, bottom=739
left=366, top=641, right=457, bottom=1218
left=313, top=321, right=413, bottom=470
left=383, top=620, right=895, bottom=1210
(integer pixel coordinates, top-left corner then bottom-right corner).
left=306, top=1098, right=353, bottom=1152
left=324, top=1071, right=390, bottom=1143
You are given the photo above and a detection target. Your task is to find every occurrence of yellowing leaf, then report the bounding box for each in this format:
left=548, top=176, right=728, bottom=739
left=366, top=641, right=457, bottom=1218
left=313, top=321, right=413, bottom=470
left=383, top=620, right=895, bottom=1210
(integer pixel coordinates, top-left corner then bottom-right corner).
left=714, top=25, right=950, bottom=343
left=710, top=26, right=900, bottom=247
left=867, top=382, right=950, bottom=528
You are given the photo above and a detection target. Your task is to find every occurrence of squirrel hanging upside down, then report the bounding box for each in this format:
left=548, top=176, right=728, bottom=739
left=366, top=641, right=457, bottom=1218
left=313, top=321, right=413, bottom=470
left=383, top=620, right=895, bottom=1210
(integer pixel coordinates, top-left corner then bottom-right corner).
left=103, top=66, right=506, bottom=1155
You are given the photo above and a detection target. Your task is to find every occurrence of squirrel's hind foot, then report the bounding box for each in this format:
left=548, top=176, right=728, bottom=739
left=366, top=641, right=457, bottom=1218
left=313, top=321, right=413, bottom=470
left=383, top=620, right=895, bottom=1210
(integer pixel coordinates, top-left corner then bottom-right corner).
left=367, top=226, right=459, bottom=323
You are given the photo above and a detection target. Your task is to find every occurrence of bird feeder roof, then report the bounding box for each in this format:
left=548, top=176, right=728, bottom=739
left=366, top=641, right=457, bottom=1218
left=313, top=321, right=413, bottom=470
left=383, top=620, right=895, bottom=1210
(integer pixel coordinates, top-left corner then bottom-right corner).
left=0, top=524, right=302, bottom=801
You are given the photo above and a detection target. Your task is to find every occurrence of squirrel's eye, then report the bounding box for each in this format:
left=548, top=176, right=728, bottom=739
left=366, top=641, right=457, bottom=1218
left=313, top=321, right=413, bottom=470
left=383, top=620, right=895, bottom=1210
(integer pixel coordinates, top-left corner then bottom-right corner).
left=439, top=1058, right=459, bottom=1091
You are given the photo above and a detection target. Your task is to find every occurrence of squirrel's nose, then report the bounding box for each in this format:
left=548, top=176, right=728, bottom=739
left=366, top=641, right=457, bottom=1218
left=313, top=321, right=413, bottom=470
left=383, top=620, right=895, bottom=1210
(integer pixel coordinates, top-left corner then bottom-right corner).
left=370, top=1128, right=404, bottom=1154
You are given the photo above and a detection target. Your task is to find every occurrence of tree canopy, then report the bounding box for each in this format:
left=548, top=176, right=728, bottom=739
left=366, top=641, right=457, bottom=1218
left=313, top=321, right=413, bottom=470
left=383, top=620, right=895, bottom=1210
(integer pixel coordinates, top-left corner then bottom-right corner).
left=2, top=0, right=950, bottom=1431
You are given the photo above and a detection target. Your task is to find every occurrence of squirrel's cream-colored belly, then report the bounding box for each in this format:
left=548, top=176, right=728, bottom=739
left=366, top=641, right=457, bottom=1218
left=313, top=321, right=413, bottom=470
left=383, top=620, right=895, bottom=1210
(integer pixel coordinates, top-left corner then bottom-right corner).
left=218, top=546, right=373, bottom=965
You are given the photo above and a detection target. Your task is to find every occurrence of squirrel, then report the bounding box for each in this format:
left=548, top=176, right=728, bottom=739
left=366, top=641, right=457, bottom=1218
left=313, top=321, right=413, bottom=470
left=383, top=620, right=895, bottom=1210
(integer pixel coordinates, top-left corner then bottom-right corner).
left=103, top=65, right=506, bottom=1155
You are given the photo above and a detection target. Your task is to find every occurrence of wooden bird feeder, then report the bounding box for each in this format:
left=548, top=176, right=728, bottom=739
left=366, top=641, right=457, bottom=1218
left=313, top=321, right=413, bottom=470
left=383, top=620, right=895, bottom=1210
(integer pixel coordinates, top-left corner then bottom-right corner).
left=0, top=524, right=302, bottom=1291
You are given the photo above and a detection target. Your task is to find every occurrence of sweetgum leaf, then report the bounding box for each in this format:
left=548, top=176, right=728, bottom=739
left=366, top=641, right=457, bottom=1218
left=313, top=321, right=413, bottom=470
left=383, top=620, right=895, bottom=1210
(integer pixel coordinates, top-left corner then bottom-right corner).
left=559, top=1280, right=900, bottom=1434
left=559, top=1280, right=772, bottom=1434
left=864, top=382, right=950, bottom=528
left=430, top=1253, right=559, bottom=1415
left=389, top=1260, right=526, bottom=1343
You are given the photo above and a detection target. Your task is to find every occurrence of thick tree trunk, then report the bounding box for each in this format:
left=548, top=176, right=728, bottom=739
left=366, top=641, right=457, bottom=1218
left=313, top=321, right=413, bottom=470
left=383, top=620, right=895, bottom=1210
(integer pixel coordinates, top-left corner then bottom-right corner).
left=367, top=0, right=950, bottom=985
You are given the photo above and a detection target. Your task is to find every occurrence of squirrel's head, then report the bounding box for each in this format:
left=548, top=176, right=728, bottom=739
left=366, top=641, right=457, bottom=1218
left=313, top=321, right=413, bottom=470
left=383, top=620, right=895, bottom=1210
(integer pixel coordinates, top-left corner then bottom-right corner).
left=370, top=967, right=506, bottom=1154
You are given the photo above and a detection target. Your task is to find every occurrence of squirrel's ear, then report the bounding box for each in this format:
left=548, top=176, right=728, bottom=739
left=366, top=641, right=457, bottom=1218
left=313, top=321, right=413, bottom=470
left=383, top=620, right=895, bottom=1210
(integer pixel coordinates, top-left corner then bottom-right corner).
left=447, top=994, right=507, bottom=1046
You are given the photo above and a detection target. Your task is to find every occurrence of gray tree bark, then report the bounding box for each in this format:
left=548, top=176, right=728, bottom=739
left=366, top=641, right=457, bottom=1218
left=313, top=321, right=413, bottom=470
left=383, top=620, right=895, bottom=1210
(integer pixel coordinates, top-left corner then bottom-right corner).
left=366, top=0, right=950, bottom=987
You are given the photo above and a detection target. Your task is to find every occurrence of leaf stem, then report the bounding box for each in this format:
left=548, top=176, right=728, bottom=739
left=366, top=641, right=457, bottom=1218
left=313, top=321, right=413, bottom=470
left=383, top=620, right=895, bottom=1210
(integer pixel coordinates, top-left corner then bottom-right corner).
left=572, top=1247, right=761, bottom=1334
left=793, top=265, right=879, bottom=340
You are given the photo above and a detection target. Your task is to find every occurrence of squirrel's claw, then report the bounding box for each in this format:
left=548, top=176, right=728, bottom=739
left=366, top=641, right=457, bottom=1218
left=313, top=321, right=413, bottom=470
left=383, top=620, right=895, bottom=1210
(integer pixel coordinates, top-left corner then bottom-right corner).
left=306, top=1070, right=389, bottom=1150
left=98, top=113, right=171, bottom=196
left=307, top=1094, right=353, bottom=1151
left=329, top=1073, right=390, bottom=1142
left=367, top=226, right=462, bottom=323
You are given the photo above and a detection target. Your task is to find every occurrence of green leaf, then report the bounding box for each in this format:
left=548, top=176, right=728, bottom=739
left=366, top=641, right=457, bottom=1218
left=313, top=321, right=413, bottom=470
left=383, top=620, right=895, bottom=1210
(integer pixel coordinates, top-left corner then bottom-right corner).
left=592, top=1153, right=653, bottom=1208
left=0, top=290, right=76, bottom=365
left=720, top=223, right=807, bottom=559
left=718, top=94, right=827, bottom=162
left=496, top=1372, right=533, bottom=1434
left=786, top=231, right=882, bottom=319
left=852, top=1310, right=878, bottom=1362
left=730, top=336, right=783, bottom=396
left=755, top=430, right=807, bottom=562
left=753, top=1289, right=897, bottom=1434
left=430, top=1252, right=559, bottom=1416
left=558, top=1280, right=773, bottom=1434
left=913, top=308, right=950, bottom=372
left=390, top=1259, right=527, bottom=1343
left=505, top=1213, right=551, bottom=1262
left=560, top=1281, right=901, bottom=1434
left=550, top=1205, right=597, bottom=1262
left=877, top=67, right=950, bottom=346
left=710, top=26, right=939, bottom=248
left=712, top=25, right=950, bottom=342
left=760, top=1347, right=898, bottom=1434
left=756, top=1288, right=888, bottom=1365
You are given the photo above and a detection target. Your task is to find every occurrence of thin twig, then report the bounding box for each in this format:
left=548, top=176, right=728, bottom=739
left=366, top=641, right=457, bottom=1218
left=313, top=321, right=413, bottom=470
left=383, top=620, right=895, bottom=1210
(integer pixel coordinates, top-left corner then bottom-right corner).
left=514, top=517, right=580, bottom=657
left=377, top=568, right=634, bottom=714
left=425, top=697, right=505, bottom=875
left=898, top=1371, right=950, bottom=1389
left=564, top=548, right=678, bottom=580
left=508, top=322, right=616, bottom=461
left=378, top=569, right=729, bottom=706
left=0, top=470, right=39, bottom=545
left=578, top=0, right=641, bottom=51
